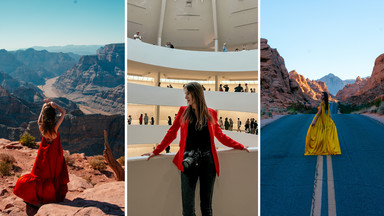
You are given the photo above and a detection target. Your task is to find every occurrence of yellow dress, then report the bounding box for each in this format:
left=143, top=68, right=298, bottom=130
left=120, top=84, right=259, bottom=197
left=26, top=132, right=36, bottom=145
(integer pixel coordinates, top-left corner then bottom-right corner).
left=305, top=102, right=341, bottom=155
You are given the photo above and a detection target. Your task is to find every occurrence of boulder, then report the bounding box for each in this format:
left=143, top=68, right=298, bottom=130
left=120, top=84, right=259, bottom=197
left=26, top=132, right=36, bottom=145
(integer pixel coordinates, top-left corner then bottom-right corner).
left=68, top=174, right=93, bottom=192
left=36, top=181, right=124, bottom=216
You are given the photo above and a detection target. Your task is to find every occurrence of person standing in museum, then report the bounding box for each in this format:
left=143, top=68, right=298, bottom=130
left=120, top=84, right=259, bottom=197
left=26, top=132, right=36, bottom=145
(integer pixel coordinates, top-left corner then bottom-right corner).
left=237, top=118, right=242, bottom=132
left=144, top=113, right=149, bottom=125
left=128, top=115, right=132, bottom=125
left=142, top=82, right=249, bottom=216
left=224, top=117, right=230, bottom=130
left=218, top=117, right=224, bottom=129
left=222, top=42, right=227, bottom=52
left=139, top=114, right=143, bottom=125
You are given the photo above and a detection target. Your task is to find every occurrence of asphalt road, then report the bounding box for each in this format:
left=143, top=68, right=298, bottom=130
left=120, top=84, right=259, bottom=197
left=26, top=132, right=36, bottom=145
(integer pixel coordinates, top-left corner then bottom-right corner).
left=261, top=103, right=384, bottom=215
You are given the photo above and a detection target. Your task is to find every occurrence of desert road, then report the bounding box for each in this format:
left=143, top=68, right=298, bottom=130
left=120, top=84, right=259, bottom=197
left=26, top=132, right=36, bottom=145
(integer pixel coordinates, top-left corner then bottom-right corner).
left=261, top=103, right=384, bottom=215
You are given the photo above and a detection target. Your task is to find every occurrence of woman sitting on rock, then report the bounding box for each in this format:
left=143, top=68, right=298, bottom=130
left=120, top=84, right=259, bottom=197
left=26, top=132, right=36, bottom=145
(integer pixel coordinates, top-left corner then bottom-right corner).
left=14, top=98, right=69, bottom=207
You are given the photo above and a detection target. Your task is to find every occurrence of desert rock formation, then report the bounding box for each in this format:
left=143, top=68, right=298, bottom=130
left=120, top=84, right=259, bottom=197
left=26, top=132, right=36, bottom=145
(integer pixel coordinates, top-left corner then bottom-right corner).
left=53, top=43, right=125, bottom=115
left=261, top=38, right=324, bottom=114
left=0, top=49, right=77, bottom=85
left=289, top=70, right=329, bottom=101
left=336, top=53, right=384, bottom=104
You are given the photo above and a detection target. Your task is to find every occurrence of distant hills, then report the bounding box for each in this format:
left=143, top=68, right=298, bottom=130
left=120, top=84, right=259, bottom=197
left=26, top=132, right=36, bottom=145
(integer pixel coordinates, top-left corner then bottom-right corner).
left=30, top=44, right=104, bottom=56
left=318, top=73, right=360, bottom=95
left=0, top=48, right=77, bottom=85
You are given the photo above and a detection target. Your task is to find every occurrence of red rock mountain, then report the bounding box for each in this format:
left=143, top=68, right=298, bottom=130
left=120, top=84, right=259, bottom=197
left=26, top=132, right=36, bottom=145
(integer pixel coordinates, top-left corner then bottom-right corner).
left=53, top=43, right=124, bottom=114
left=336, top=53, right=384, bottom=104
left=261, top=39, right=331, bottom=113
left=288, top=70, right=329, bottom=101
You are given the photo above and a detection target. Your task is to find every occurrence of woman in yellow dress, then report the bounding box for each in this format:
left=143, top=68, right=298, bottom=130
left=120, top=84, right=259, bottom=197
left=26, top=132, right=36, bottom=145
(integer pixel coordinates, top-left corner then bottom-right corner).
left=305, top=92, right=341, bottom=155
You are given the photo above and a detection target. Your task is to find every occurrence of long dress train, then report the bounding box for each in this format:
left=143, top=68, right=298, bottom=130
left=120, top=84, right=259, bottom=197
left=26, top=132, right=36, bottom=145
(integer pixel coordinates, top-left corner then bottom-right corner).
left=305, top=102, right=341, bottom=155
left=13, top=132, right=69, bottom=205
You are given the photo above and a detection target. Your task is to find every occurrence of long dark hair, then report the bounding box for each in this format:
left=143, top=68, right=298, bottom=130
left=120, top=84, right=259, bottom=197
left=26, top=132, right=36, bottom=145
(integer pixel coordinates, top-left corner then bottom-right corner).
left=40, top=105, right=57, bottom=138
left=322, top=92, right=329, bottom=111
left=183, top=82, right=213, bottom=130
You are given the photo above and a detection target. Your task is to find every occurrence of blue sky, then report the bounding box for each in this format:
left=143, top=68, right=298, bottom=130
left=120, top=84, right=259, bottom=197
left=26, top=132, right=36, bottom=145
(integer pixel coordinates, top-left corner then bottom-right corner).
left=0, top=0, right=124, bottom=50
left=261, top=0, right=384, bottom=80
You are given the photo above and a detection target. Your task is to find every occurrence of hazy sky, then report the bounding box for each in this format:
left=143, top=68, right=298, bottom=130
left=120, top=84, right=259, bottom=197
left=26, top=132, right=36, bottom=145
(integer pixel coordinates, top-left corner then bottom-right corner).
left=0, top=0, right=124, bottom=51
left=261, top=0, right=384, bottom=80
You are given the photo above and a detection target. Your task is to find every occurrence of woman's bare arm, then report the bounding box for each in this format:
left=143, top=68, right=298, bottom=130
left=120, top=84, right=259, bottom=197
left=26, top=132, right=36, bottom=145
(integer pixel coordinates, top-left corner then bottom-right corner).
left=50, top=102, right=66, bottom=132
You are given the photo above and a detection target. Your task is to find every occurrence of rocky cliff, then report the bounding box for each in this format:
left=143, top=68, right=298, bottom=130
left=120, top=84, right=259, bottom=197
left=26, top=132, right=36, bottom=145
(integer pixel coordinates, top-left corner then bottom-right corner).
left=53, top=43, right=124, bottom=115
left=0, top=71, right=44, bottom=103
left=289, top=70, right=329, bottom=101
left=261, top=38, right=318, bottom=113
left=336, top=53, right=384, bottom=105
left=0, top=50, right=44, bottom=85
left=88, top=85, right=125, bottom=114
left=27, top=114, right=124, bottom=158
left=0, top=86, right=36, bottom=128
left=54, top=43, right=124, bottom=94
left=11, top=48, right=77, bottom=79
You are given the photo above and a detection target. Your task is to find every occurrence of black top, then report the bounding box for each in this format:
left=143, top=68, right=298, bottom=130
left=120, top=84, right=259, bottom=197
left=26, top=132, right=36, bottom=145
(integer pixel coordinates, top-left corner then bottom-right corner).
left=185, top=111, right=211, bottom=152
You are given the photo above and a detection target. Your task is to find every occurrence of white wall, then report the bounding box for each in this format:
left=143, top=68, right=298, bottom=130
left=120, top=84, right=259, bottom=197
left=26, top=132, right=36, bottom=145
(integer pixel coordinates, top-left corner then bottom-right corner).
left=127, top=148, right=258, bottom=216
left=127, top=83, right=258, bottom=113
left=127, top=125, right=258, bottom=148
left=127, top=38, right=258, bottom=72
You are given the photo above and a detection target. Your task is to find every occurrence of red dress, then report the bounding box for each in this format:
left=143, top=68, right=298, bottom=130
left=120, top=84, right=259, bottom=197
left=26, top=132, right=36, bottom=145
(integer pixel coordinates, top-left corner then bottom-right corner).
left=13, top=132, right=69, bottom=205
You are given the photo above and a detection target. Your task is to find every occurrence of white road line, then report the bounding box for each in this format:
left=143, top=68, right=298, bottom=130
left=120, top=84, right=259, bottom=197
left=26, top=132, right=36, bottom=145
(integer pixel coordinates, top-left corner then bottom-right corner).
left=327, top=155, right=337, bottom=216
left=310, top=155, right=323, bottom=216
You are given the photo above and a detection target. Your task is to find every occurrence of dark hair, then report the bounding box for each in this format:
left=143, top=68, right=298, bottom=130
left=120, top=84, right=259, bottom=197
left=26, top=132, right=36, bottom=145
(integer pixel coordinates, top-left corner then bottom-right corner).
left=40, top=105, right=57, bottom=138
left=183, top=82, right=213, bottom=130
left=322, top=92, right=329, bottom=111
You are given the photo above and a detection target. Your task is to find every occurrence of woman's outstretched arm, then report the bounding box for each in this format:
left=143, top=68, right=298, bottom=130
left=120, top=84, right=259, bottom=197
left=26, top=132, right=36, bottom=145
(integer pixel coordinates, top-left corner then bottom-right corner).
left=212, top=110, right=249, bottom=152
left=142, top=106, right=184, bottom=160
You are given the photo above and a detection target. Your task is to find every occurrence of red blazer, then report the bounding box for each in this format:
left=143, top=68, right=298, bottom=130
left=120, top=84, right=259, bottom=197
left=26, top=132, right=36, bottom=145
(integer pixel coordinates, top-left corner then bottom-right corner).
left=153, top=106, right=244, bottom=176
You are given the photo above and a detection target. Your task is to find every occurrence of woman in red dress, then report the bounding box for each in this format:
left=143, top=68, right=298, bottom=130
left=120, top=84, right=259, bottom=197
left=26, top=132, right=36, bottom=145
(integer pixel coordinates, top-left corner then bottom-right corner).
left=14, top=99, right=69, bottom=207
left=142, top=82, right=249, bottom=216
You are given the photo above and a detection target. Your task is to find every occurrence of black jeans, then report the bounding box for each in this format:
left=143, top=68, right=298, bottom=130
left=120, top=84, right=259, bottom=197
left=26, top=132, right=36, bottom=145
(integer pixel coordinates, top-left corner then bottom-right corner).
left=181, top=152, right=216, bottom=216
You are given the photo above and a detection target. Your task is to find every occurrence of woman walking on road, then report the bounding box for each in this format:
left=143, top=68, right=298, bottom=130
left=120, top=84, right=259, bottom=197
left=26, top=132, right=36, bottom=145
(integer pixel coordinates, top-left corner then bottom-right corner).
left=305, top=92, right=341, bottom=155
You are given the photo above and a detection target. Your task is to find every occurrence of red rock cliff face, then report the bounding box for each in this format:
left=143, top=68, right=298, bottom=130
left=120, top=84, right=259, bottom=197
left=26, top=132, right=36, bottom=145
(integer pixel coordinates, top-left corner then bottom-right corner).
left=261, top=39, right=318, bottom=112
left=336, top=53, right=384, bottom=104
left=288, top=70, right=329, bottom=101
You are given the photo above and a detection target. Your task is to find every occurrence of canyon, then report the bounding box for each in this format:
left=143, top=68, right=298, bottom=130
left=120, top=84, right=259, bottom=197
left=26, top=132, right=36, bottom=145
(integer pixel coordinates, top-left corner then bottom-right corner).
left=0, top=44, right=124, bottom=158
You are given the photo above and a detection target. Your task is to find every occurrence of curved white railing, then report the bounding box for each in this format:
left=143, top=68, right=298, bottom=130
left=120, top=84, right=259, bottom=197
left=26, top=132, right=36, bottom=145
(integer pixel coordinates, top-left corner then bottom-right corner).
left=127, top=38, right=258, bottom=72
left=127, top=148, right=258, bottom=216
left=127, top=125, right=257, bottom=148
left=127, top=83, right=258, bottom=113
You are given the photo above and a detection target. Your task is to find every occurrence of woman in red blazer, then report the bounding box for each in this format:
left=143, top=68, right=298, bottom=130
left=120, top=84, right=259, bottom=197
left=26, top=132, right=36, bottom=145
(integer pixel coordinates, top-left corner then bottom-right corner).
left=142, top=82, right=249, bottom=216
